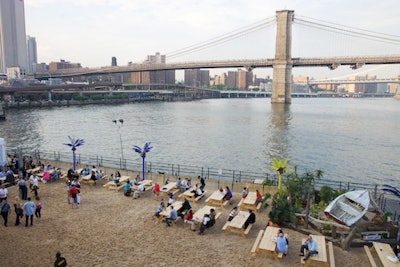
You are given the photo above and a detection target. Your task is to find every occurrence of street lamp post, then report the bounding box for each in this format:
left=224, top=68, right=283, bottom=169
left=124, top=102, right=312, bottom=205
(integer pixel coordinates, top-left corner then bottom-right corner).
left=112, top=119, right=124, bottom=165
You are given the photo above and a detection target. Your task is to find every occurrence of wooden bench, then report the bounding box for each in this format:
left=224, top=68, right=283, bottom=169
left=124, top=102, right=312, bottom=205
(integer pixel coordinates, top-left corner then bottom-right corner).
left=222, top=221, right=230, bottom=231
left=170, top=216, right=182, bottom=225
left=162, top=215, right=182, bottom=225
left=195, top=191, right=207, bottom=202
left=244, top=224, right=253, bottom=236
left=364, top=245, right=378, bottom=267
left=328, top=241, right=335, bottom=267
left=251, top=229, right=265, bottom=253
left=256, top=202, right=262, bottom=211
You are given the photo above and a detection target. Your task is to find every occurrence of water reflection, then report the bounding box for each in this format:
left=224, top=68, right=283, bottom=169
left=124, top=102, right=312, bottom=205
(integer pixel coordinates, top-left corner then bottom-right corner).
left=266, top=104, right=292, bottom=162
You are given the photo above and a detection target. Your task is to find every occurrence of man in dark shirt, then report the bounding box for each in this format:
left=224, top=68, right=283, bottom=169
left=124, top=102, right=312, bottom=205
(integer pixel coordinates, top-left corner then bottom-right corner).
left=244, top=210, right=256, bottom=229
left=54, top=251, right=67, bottom=267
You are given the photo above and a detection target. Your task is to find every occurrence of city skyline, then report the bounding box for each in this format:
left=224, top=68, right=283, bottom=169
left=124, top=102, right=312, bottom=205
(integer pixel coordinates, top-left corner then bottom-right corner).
left=24, top=0, right=400, bottom=79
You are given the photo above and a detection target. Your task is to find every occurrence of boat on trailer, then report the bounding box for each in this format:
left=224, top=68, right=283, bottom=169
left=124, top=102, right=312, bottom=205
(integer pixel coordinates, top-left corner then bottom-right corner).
left=324, top=190, right=370, bottom=227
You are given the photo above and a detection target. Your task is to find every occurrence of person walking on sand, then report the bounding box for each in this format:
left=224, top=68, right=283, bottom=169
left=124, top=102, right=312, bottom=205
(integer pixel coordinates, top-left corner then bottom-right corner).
left=23, top=197, right=35, bottom=227
left=54, top=251, right=67, bottom=267
left=68, top=185, right=79, bottom=208
left=14, top=196, right=23, bottom=226
left=35, top=197, right=42, bottom=219
left=0, top=198, right=11, bottom=227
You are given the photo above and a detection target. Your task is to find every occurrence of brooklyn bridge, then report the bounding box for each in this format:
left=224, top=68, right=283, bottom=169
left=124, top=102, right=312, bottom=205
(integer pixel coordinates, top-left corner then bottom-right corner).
left=24, top=10, right=400, bottom=103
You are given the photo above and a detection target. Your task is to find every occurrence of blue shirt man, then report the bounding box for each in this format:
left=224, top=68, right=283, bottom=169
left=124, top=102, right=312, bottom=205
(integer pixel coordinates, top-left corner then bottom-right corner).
left=23, top=197, right=35, bottom=227
left=300, top=235, right=318, bottom=261
left=165, top=206, right=178, bottom=226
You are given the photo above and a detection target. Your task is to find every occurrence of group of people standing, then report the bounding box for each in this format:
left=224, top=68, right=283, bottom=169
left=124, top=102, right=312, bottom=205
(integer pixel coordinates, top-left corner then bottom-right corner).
left=0, top=185, right=42, bottom=227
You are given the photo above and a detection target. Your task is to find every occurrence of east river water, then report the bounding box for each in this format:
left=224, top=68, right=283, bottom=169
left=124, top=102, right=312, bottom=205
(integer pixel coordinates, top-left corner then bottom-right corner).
left=0, top=97, right=399, bottom=186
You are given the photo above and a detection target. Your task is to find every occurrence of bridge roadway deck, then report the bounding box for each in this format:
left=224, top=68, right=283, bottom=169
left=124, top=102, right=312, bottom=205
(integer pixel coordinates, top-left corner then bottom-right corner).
left=34, top=55, right=400, bottom=79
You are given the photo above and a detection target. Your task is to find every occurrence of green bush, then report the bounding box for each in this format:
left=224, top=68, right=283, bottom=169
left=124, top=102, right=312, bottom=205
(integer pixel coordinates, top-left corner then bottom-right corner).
left=319, top=186, right=334, bottom=203
left=269, top=190, right=297, bottom=225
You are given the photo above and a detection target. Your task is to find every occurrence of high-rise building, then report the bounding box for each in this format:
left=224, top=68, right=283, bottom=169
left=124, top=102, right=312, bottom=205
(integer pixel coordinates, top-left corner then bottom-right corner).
left=111, top=56, right=117, bottom=66
left=26, top=36, right=37, bottom=73
left=184, top=69, right=210, bottom=86
left=131, top=52, right=175, bottom=84
left=0, top=0, right=27, bottom=73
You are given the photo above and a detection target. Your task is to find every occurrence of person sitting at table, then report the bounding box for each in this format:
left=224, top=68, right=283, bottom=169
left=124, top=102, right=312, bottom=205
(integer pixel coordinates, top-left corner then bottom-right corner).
left=176, top=177, right=183, bottom=192
left=123, top=180, right=132, bottom=197
left=113, top=173, right=120, bottom=185
left=82, top=165, right=90, bottom=176
left=133, top=183, right=145, bottom=199
left=50, top=168, right=59, bottom=182
left=299, top=234, right=318, bottom=261
left=199, top=214, right=211, bottom=235
left=167, top=192, right=175, bottom=207
left=209, top=208, right=216, bottom=227
left=181, top=178, right=190, bottom=192
left=223, top=186, right=233, bottom=201
left=154, top=201, right=165, bottom=217
left=131, top=176, right=139, bottom=186
left=179, top=198, right=192, bottom=219
left=198, top=176, right=206, bottom=191
left=274, top=232, right=288, bottom=255
left=90, top=171, right=97, bottom=185
left=42, top=170, right=51, bottom=184
left=165, top=205, right=178, bottom=227
left=228, top=206, right=238, bottom=221
left=278, top=228, right=289, bottom=245
left=243, top=209, right=256, bottom=229
left=184, top=209, right=196, bottom=231
left=164, top=177, right=170, bottom=185
left=242, top=187, right=248, bottom=199
left=191, top=183, right=203, bottom=198
left=153, top=183, right=161, bottom=200
left=255, top=189, right=263, bottom=205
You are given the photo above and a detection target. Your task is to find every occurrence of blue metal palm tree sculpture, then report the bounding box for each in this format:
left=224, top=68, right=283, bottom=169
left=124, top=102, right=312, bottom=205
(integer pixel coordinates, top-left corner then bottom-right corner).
left=133, top=142, right=153, bottom=181
left=64, top=136, right=84, bottom=171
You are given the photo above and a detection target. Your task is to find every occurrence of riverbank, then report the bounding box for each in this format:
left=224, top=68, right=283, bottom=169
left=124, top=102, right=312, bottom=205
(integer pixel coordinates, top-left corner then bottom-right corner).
left=1, top=170, right=369, bottom=267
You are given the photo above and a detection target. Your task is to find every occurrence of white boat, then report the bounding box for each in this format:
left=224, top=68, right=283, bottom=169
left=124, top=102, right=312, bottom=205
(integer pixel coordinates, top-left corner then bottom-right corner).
left=324, top=190, right=370, bottom=226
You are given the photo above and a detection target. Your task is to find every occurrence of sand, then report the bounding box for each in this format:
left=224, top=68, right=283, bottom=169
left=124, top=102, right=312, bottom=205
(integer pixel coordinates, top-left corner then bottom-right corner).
left=1, top=175, right=369, bottom=267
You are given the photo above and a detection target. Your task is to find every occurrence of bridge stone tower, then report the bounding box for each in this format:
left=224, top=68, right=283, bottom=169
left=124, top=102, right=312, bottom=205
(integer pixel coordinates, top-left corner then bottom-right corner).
left=272, top=10, right=294, bottom=104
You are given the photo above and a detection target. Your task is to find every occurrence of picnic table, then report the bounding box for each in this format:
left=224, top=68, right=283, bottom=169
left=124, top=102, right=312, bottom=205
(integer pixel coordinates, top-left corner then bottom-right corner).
left=103, top=176, right=130, bottom=191
left=27, top=167, right=41, bottom=174
left=158, top=200, right=183, bottom=223
left=179, top=187, right=207, bottom=203
left=192, top=205, right=218, bottom=225
left=251, top=226, right=281, bottom=259
left=222, top=210, right=251, bottom=237
left=300, top=235, right=329, bottom=267
left=206, top=190, right=227, bottom=208
left=160, top=182, right=178, bottom=196
left=239, top=192, right=262, bottom=213
left=370, top=241, right=399, bottom=267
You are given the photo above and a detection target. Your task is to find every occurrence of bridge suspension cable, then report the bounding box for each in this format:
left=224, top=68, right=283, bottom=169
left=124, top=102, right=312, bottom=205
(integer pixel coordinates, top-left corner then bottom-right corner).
left=166, top=16, right=276, bottom=59
left=294, top=15, right=400, bottom=46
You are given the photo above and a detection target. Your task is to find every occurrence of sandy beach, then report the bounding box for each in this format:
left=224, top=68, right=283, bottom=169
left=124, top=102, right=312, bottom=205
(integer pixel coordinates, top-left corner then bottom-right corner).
left=1, top=170, right=369, bottom=267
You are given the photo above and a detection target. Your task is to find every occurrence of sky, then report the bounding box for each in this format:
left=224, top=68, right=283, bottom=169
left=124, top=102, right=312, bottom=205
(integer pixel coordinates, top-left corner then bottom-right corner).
left=24, top=0, right=400, bottom=80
